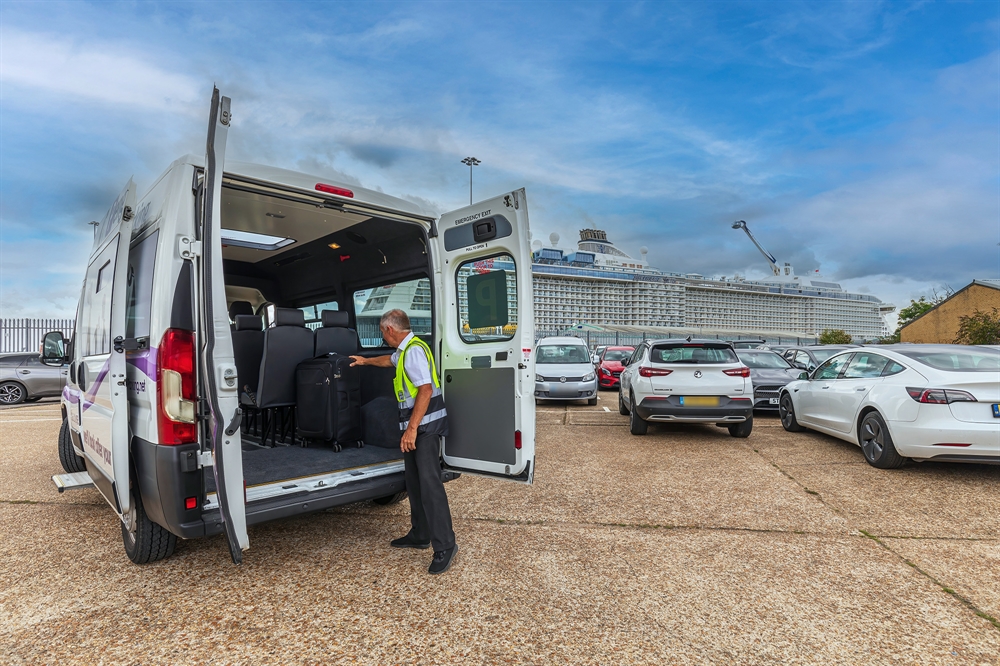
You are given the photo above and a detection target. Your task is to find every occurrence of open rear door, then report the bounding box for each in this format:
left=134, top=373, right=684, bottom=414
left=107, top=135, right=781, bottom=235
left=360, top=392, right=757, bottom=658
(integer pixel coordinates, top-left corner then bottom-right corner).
left=199, top=88, right=249, bottom=563
left=78, top=180, right=135, bottom=516
left=434, top=190, right=535, bottom=483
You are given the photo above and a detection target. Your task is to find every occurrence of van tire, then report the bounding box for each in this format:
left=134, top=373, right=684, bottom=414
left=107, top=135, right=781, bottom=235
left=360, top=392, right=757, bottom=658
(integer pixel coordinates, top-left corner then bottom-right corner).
left=618, top=392, right=629, bottom=415
left=122, top=490, right=176, bottom=564
left=628, top=393, right=647, bottom=435
left=58, top=420, right=86, bottom=474
left=373, top=492, right=407, bottom=506
left=728, top=417, right=753, bottom=438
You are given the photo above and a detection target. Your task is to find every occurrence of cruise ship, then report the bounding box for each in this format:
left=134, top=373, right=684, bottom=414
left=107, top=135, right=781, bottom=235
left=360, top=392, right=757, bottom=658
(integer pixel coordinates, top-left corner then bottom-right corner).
left=353, top=227, right=893, bottom=343
left=530, top=228, right=893, bottom=340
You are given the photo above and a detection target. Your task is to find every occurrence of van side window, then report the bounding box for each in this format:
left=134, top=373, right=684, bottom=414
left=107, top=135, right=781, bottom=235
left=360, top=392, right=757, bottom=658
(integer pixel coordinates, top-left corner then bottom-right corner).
left=456, top=253, right=518, bottom=343
left=125, top=231, right=159, bottom=339
left=80, top=244, right=119, bottom=357
left=353, top=277, right=432, bottom=347
left=299, top=300, right=338, bottom=331
left=95, top=261, right=112, bottom=292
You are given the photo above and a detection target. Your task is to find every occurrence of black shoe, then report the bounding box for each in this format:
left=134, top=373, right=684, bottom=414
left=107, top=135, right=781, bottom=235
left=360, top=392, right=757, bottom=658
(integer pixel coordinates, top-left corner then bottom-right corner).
left=390, top=534, right=430, bottom=550
left=429, top=544, right=458, bottom=575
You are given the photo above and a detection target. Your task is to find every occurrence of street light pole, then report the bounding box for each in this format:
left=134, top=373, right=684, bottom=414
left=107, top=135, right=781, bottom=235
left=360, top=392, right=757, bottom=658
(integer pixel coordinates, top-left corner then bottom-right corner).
left=461, top=156, right=480, bottom=205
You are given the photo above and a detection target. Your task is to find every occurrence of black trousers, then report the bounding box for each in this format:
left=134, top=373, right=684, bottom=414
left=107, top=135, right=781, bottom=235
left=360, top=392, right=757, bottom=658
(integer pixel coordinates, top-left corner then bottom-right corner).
left=403, top=431, right=455, bottom=552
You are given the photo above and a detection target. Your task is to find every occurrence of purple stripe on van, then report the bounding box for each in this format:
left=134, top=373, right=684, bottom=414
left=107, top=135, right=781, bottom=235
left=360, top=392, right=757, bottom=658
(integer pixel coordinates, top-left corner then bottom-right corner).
left=63, top=385, right=80, bottom=405
left=126, top=348, right=158, bottom=379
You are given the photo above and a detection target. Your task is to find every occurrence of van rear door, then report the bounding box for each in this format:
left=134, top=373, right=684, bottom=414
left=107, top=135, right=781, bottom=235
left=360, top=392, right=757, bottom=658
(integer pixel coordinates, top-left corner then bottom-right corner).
left=432, top=190, right=535, bottom=483
left=198, top=88, right=249, bottom=563
left=78, top=180, right=136, bottom=517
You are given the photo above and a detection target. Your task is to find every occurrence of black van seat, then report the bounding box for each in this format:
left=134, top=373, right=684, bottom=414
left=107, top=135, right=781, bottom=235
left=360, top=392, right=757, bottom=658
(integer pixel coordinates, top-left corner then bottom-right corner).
left=254, top=308, right=315, bottom=444
left=229, top=300, right=254, bottom=320
left=314, top=310, right=360, bottom=356
left=231, top=315, right=264, bottom=407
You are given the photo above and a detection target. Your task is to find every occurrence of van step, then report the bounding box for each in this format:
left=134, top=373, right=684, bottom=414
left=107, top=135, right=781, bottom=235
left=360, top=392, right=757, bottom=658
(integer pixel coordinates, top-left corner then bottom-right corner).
left=52, top=471, right=95, bottom=493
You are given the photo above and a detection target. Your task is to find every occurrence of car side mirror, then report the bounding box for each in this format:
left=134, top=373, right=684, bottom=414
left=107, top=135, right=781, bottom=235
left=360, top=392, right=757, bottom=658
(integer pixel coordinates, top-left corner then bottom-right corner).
left=798, top=372, right=810, bottom=380
left=41, top=331, right=67, bottom=365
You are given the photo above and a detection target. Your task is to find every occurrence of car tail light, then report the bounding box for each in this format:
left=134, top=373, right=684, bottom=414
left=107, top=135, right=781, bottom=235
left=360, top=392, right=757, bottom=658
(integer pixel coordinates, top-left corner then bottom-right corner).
left=514, top=430, right=522, bottom=450
left=639, top=367, right=673, bottom=377
left=906, top=387, right=977, bottom=404
left=185, top=496, right=198, bottom=510
left=157, top=328, right=197, bottom=445
left=724, top=367, right=751, bottom=377
left=315, top=183, right=354, bottom=198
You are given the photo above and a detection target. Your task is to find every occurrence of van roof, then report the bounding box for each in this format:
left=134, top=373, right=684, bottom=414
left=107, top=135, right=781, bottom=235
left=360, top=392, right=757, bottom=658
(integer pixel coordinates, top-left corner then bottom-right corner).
left=174, top=154, right=435, bottom=220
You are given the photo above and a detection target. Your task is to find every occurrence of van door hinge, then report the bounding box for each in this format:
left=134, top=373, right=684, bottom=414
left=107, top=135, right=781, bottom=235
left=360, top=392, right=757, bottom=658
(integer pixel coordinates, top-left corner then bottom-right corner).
left=197, top=450, right=214, bottom=468
left=178, top=236, right=202, bottom=259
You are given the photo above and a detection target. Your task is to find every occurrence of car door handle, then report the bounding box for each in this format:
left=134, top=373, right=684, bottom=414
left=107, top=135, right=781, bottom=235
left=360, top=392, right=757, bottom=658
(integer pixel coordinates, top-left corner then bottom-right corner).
left=820, top=385, right=830, bottom=389
left=19, top=370, right=30, bottom=375
left=856, top=387, right=868, bottom=391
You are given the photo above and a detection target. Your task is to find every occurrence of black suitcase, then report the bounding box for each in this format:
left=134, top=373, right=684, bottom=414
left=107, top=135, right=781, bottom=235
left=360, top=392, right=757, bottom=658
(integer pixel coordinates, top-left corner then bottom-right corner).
left=295, top=353, right=363, bottom=450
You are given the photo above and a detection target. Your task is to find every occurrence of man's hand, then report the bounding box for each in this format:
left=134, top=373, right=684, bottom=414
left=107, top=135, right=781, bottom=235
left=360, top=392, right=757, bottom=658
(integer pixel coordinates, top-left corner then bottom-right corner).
left=401, top=426, right=418, bottom=453
left=349, top=355, right=365, bottom=367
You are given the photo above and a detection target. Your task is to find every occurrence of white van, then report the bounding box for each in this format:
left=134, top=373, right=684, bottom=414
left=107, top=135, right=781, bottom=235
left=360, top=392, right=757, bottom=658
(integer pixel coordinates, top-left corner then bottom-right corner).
left=44, top=89, right=536, bottom=564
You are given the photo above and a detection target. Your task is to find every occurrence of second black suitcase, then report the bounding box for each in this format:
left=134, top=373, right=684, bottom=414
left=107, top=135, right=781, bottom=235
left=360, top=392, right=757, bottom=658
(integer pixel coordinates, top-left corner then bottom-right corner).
left=295, top=353, right=363, bottom=449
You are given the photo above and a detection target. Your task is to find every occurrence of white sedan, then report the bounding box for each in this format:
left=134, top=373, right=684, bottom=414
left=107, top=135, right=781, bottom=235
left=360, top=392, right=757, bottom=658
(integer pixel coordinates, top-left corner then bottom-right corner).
left=778, top=345, right=1000, bottom=468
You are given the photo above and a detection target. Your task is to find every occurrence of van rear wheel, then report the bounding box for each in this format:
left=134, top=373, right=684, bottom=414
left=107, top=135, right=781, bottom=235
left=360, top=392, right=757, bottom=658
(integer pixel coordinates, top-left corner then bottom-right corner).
left=122, top=490, right=176, bottom=564
left=58, top=420, right=86, bottom=474
left=373, top=492, right=407, bottom=506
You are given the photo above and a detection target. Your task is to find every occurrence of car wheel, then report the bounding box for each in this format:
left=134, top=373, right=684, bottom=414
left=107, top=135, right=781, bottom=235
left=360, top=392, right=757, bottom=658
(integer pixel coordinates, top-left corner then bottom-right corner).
left=0, top=381, right=26, bottom=405
left=122, top=489, right=177, bottom=564
left=859, top=411, right=904, bottom=469
left=373, top=492, right=407, bottom=506
left=628, top=393, right=647, bottom=435
left=58, top=420, right=86, bottom=474
left=779, top=394, right=805, bottom=432
left=587, top=397, right=598, bottom=406
left=728, top=416, right=753, bottom=438
left=618, top=391, right=629, bottom=415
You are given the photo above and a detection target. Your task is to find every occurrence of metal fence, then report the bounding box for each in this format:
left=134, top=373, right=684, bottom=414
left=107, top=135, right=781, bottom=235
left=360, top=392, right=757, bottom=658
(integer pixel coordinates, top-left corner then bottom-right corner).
left=534, top=330, right=819, bottom=349
left=0, top=319, right=75, bottom=354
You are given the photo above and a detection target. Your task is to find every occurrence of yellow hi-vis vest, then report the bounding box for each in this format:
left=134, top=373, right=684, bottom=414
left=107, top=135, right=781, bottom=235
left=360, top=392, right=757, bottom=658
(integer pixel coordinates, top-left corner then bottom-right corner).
left=393, top=336, right=448, bottom=436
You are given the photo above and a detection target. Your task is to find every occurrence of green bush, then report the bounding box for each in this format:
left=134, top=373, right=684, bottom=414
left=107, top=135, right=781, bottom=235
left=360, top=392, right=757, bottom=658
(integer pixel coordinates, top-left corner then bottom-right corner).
left=819, top=329, right=853, bottom=345
left=954, top=309, right=1000, bottom=345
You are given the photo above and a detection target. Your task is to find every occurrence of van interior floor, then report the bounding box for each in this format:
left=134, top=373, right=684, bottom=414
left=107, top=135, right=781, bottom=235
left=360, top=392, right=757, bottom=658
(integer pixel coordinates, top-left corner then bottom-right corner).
left=205, top=443, right=403, bottom=492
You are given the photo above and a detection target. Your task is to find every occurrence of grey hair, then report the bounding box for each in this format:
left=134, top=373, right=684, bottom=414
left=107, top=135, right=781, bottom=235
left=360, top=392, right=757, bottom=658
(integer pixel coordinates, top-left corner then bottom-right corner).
left=380, top=309, right=411, bottom=332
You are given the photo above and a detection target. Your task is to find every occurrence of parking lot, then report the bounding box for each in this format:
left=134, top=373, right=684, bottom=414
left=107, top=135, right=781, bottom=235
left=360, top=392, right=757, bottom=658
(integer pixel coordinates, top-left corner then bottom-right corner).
left=2, top=397, right=998, bottom=664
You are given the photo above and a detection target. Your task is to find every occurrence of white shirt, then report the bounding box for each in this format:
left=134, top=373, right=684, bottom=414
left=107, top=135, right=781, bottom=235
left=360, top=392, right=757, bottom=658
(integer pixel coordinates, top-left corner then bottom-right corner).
left=390, top=332, right=433, bottom=387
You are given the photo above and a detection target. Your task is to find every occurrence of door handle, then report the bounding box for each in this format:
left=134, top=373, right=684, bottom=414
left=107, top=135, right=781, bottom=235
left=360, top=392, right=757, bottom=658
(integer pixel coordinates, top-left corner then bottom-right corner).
left=856, top=387, right=868, bottom=391
left=19, top=370, right=30, bottom=375
left=821, top=385, right=830, bottom=389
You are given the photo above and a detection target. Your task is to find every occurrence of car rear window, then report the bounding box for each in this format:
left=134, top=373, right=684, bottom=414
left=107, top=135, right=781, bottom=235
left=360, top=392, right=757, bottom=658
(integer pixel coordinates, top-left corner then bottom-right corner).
left=536, top=344, right=590, bottom=364
left=895, top=349, right=1000, bottom=372
left=602, top=349, right=633, bottom=362
left=650, top=343, right=739, bottom=364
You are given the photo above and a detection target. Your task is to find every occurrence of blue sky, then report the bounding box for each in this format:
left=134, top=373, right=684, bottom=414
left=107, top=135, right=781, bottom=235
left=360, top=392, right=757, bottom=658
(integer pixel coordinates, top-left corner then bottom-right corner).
left=2, top=1, right=998, bottom=325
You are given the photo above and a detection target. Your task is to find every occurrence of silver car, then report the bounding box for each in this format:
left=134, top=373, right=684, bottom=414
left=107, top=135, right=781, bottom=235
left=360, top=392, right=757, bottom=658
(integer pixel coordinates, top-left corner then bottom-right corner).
left=0, top=352, right=68, bottom=404
left=534, top=336, right=598, bottom=405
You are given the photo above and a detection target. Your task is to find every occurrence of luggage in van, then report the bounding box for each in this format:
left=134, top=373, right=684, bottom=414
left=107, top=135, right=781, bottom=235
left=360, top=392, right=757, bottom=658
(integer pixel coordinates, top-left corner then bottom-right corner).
left=296, top=353, right=363, bottom=450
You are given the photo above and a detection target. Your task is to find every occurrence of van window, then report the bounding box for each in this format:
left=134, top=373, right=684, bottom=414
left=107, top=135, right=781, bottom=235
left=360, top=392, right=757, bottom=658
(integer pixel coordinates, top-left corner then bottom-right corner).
left=456, top=253, right=517, bottom=343
left=80, top=244, right=118, bottom=357
left=353, top=277, right=432, bottom=348
left=96, top=261, right=112, bottom=292
left=125, top=231, right=158, bottom=339
left=299, top=300, right=339, bottom=331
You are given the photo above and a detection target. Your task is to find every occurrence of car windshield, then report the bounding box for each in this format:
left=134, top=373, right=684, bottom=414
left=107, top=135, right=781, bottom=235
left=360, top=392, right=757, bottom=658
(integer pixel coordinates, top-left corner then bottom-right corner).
left=650, top=344, right=739, bottom=364
left=738, top=352, right=792, bottom=369
left=812, top=349, right=841, bottom=362
left=895, top=348, right=1000, bottom=372
left=602, top=349, right=633, bottom=362
left=536, top=344, right=591, bottom=364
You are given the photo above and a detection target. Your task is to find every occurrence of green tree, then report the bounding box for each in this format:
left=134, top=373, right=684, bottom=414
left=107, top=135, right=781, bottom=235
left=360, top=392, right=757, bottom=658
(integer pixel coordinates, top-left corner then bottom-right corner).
left=954, top=309, right=1000, bottom=345
left=819, top=329, right=853, bottom=344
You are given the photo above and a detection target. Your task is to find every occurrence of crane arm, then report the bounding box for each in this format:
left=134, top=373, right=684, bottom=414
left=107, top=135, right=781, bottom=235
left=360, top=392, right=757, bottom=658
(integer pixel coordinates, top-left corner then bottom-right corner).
left=732, top=220, right=780, bottom=276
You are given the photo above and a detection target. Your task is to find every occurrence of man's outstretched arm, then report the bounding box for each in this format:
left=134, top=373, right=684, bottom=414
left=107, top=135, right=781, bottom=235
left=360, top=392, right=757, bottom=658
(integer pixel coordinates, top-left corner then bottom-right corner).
left=350, top=355, right=394, bottom=368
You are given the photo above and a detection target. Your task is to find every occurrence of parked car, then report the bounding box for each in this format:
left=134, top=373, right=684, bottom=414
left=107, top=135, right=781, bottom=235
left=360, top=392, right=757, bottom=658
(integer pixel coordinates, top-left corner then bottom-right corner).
left=595, top=346, right=634, bottom=390
left=0, top=352, right=68, bottom=404
left=782, top=345, right=858, bottom=373
left=778, top=345, right=1000, bottom=468
left=619, top=339, right=753, bottom=437
left=736, top=350, right=805, bottom=411
left=731, top=339, right=767, bottom=350
left=591, top=345, right=608, bottom=365
left=535, top=337, right=598, bottom=405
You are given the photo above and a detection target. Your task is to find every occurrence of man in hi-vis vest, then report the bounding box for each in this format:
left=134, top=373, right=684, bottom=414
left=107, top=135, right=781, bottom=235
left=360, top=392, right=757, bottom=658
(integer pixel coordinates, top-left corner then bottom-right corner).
left=350, top=309, right=457, bottom=574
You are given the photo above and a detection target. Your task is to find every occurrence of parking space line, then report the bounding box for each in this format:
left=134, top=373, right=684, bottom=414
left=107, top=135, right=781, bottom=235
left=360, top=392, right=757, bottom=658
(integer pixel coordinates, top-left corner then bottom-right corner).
left=603, top=406, right=610, bottom=412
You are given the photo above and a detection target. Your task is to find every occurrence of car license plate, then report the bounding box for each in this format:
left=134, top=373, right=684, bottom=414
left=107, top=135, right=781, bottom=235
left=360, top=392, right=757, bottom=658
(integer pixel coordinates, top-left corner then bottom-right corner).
left=993, top=404, right=999, bottom=418
left=680, top=396, right=719, bottom=407
left=769, top=397, right=780, bottom=405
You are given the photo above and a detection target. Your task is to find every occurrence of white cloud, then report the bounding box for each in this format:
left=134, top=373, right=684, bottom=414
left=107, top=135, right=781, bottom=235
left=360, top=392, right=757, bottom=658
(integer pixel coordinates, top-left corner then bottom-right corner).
left=0, top=29, right=200, bottom=112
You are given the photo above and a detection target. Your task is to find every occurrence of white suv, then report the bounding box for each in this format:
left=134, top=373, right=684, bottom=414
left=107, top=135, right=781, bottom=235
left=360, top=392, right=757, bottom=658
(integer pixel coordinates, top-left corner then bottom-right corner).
left=619, top=339, right=754, bottom=437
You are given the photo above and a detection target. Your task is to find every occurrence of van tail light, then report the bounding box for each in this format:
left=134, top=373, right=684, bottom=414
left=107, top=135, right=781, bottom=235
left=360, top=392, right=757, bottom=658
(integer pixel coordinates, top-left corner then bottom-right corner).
left=906, top=387, right=977, bottom=404
left=639, top=367, right=673, bottom=377
left=315, top=183, right=355, bottom=198
left=514, top=430, right=522, bottom=450
left=157, top=329, right=197, bottom=445
left=724, top=367, right=751, bottom=378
